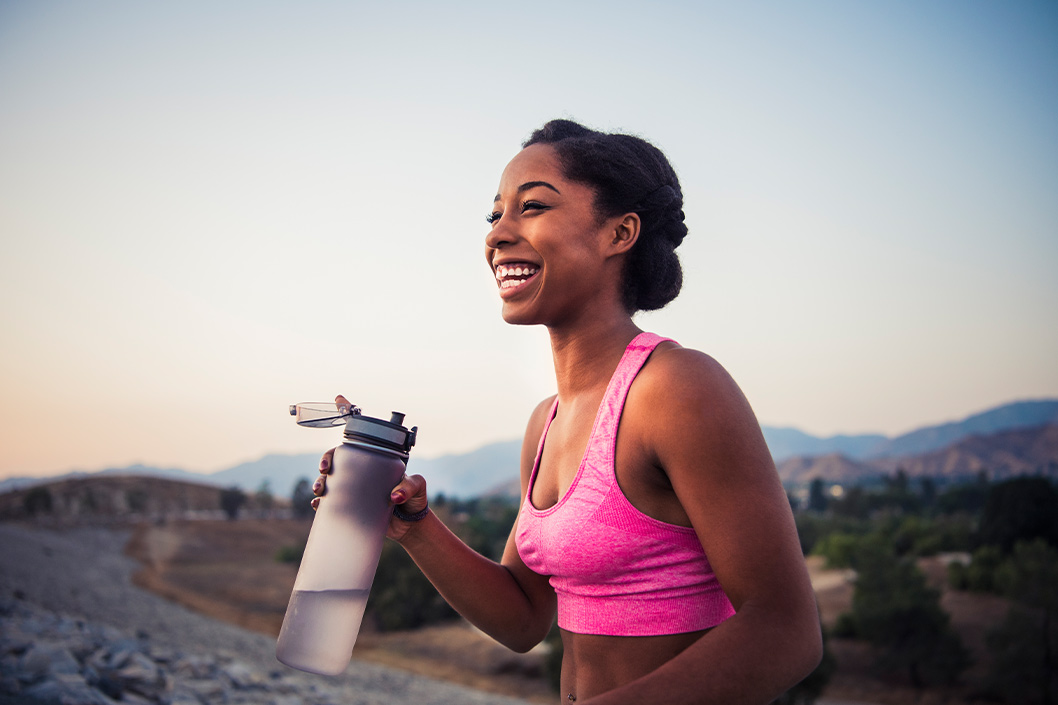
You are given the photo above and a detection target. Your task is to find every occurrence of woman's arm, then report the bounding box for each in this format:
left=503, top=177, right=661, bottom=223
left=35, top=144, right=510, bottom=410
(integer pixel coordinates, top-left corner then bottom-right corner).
left=588, top=348, right=822, bottom=704
left=320, top=395, right=557, bottom=653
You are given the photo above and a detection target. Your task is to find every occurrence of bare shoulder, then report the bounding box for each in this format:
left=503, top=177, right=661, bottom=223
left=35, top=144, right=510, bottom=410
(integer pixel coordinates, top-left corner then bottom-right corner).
left=629, top=343, right=774, bottom=481
left=634, top=344, right=747, bottom=419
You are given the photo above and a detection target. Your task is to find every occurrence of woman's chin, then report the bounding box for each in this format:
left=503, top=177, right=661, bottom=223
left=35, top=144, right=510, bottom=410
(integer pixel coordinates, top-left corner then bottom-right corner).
left=499, top=300, right=544, bottom=326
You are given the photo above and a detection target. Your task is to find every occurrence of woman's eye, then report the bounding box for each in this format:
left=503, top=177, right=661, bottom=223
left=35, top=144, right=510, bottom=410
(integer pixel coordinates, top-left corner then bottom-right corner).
left=486, top=211, right=502, bottom=224
left=521, top=200, right=547, bottom=213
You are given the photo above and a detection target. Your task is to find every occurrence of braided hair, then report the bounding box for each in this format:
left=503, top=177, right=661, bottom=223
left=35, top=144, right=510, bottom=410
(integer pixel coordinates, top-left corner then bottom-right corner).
left=523, top=119, right=687, bottom=313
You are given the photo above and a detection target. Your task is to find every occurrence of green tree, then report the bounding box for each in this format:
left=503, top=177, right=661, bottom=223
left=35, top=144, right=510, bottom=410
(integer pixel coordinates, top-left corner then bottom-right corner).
left=22, top=486, right=53, bottom=516
left=219, top=486, right=246, bottom=520
left=845, top=543, right=969, bottom=687
left=291, top=477, right=314, bottom=519
left=935, top=471, right=990, bottom=515
left=808, top=478, right=828, bottom=513
left=125, top=488, right=148, bottom=513
left=920, top=476, right=937, bottom=509
left=255, top=479, right=275, bottom=515
left=948, top=544, right=1004, bottom=592
left=812, top=532, right=861, bottom=569
left=366, top=541, right=456, bottom=630
left=981, top=539, right=1058, bottom=704
left=979, top=477, right=1058, bottom=553
left=831, top=485, right=871, bottom=520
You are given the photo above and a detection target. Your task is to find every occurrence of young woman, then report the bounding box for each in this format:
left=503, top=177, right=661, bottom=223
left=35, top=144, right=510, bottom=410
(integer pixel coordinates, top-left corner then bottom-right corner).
left=314, top=120, right=822, bottom=704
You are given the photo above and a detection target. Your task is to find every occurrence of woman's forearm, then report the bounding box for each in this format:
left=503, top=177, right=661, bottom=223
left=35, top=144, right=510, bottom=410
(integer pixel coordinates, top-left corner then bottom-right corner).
left=583, top=601, right=823, bottom=705
left=395, top=511, right=555, bottom=652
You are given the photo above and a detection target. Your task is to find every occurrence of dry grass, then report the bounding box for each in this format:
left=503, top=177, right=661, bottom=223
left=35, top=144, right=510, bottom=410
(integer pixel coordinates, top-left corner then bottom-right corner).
left=126, top=521, right=1011, bottom=705
left=124, top=518, right=553, bottom=702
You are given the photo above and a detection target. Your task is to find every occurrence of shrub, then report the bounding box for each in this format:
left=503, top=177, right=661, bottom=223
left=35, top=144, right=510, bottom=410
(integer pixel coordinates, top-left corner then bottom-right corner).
left=847, top=543, right=970, bottom=687
left=22, top=486, right=53, bottom=516
left=275, top=542, right=306, bottom=564
left=219, top=486, right=246, bottom=520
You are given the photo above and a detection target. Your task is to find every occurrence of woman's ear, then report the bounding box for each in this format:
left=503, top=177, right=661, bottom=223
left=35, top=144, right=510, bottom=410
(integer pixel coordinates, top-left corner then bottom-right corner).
left=608, top=213, right=640, bottom=256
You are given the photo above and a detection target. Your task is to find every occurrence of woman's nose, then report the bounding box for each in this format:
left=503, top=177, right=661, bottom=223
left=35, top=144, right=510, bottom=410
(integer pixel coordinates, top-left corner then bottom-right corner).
left=484, top=219, right=515, bottom=250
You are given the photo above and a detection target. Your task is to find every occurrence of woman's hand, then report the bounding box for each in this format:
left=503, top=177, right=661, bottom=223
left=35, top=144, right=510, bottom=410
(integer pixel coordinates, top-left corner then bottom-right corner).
left=311, top=394, right=430, bottom=542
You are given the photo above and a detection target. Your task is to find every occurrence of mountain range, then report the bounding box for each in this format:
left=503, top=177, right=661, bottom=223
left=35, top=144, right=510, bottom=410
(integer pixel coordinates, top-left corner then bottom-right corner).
left=3, top=399, right=1056, bottom=499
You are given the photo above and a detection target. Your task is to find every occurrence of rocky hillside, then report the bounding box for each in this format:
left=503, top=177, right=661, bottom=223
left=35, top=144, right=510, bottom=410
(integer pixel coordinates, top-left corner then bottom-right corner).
left=776, top=423, right=1058, bottom=486
left=0, top=475, right=283, bottom=523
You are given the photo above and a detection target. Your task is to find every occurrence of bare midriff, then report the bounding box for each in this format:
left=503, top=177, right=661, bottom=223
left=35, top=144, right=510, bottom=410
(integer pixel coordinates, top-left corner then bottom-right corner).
left=559, top=627, right=711, bottom=702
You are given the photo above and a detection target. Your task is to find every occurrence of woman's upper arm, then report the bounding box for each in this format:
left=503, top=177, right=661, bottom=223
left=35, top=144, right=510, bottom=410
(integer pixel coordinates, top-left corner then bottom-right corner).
left=498, top=396, right=557, bottom=628
left=638, top=350, right=816, bottom=620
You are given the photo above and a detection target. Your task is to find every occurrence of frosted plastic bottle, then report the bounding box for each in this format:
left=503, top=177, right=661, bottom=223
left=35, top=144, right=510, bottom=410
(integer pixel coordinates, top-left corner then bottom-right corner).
left=276, top=402, right=417, bottom=675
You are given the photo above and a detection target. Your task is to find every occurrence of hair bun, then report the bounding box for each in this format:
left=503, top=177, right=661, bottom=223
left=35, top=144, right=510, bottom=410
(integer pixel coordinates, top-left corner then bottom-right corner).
left=637, top=184, right=679, bottom=212
left=636, top=184, right=686, bottom=247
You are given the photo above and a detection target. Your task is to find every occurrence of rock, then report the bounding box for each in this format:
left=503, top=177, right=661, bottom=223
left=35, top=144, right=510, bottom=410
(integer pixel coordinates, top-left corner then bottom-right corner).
left=168, top=687, right=204, bottom=705
left=114, top=650, right=168, bottom=700
left=173, top=654, right=216, bottom=679
left=0, top=675, right=21, bottom=696
left=21, top=672, right=118, bottom=705
left=19, top=642, right=81, bottom=681
left=181, top=677, right=227, bottom=701
left=221, top=661, right=264, bottom=689
left=0, top=587, right=534, bottom=705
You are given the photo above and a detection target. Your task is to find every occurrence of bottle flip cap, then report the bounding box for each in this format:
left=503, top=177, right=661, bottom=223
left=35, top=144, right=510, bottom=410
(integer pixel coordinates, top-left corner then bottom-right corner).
left=289, top=402, right=417, bottom=458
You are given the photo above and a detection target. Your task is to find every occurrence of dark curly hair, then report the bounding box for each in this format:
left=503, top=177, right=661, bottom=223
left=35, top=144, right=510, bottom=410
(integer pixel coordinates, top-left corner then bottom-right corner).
left=522, top=119, right=687, bottom=313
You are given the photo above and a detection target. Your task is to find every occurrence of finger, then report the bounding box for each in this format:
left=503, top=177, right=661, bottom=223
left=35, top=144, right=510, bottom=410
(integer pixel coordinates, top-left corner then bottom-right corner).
left=319, top=447, right=335, bottom=476
left=310, top=497, right=321, bottom=512
left=335, top=394, right=353, bottom=414
left=313, top=474, right=327, bottom=497
left=390, top=473, right=427, bottom=505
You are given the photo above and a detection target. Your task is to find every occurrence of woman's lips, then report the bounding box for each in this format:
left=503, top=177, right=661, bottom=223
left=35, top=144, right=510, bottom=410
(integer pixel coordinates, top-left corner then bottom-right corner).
left=494, top=262, right=540, bottom=298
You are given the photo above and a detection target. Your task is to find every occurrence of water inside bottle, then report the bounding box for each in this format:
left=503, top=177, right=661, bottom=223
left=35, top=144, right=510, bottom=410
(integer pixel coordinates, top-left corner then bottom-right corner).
left=275, top=588, right=370, bottom=675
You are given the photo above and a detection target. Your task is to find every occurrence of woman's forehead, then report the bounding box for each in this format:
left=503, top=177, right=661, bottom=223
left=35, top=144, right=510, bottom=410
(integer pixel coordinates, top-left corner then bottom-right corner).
left=497, top=143, right=564, bottom=193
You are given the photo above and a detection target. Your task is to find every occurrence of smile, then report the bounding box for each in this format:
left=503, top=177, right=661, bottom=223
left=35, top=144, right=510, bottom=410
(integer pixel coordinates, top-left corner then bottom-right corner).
left=495, top=263, right=540, bottom=290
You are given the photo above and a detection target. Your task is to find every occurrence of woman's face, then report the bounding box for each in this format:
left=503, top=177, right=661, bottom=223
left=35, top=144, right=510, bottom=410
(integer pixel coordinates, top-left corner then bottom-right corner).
left=485, top=144, right=626, bottom=327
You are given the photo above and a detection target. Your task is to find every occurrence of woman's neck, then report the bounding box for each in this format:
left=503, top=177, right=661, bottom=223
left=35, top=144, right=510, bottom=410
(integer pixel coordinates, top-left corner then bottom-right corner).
left=548, top=314, right=642, bottom=400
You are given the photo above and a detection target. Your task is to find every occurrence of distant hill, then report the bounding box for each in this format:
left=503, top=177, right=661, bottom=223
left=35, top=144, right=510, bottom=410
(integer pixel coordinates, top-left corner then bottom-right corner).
left=203, top=440, right=523, bottom=501
left=774, top=453, right=886, bottom=486
left=210, top=453, right=322, bottom=498
left=0, top=475, right=280, bottom=522
left=764, top=399, right=1058, bottom=461
left=863, top=399, right=1058, bottom=459
left=761, top=428, right=887, bottom=462
left=3, top=398, right=1056, bottom=498
left=410, top=440, right=522, bottom=499
left=775, top=423, right=1058, bottom=486
left=879, top=423, right=1058, bottom=480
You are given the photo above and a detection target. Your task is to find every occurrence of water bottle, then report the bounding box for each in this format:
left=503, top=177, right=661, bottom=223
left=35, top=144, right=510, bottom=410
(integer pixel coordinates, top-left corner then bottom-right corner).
left=276, top=401, right=417, bottom=675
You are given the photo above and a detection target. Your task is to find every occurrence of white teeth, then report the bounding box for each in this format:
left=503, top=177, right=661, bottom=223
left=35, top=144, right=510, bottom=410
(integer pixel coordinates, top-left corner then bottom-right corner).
left=494, top=264, right=538, bottom=281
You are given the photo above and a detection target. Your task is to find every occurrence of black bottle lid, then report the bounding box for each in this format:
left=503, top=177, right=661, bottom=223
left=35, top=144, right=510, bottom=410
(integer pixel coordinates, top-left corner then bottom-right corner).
left=342, top=409, right=417, bottom=455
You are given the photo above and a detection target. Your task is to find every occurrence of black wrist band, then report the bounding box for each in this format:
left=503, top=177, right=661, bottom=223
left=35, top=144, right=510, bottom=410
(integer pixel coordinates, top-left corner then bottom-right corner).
left=393, top=504, right=430, bottom=522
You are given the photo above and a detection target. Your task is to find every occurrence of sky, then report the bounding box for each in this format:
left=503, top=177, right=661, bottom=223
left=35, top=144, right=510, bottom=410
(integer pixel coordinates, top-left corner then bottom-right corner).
left=1, top=0, right=1056, bottom=480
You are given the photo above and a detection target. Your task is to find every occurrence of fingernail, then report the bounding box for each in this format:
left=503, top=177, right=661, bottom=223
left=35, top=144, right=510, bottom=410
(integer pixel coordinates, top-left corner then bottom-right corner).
left=391, top=491, right=405, bottom=503
left=310, top=498, right=320, bottom=511
left=313, top=479, right=323, bottom=492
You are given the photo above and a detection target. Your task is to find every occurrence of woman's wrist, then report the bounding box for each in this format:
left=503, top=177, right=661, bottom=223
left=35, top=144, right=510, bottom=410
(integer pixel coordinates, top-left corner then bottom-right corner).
left=393, top=502, right=430, bottom=522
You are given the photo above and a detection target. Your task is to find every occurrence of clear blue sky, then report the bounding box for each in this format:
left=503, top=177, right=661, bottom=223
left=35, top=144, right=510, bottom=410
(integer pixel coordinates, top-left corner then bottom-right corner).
left=1, top=0, right=1056, bottom=478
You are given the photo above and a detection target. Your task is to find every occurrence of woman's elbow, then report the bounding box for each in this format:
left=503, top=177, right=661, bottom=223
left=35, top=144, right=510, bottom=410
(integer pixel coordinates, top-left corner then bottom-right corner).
left=790, top=610, right=824, bottom=681
left=504, top=635, right=543, bottom=654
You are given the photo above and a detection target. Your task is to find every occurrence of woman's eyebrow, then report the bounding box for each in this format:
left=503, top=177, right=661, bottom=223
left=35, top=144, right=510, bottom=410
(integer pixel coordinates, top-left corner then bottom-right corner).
left=494, top=180, right=562, bottom=202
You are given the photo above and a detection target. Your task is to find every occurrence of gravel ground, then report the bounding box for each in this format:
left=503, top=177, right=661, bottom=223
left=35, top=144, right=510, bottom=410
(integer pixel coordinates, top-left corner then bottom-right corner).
left=0, top=523, right=533, bottom=705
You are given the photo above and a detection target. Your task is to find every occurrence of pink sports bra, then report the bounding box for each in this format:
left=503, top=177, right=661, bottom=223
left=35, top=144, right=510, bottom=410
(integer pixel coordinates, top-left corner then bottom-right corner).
left=516, top=332, right=735, bottom=636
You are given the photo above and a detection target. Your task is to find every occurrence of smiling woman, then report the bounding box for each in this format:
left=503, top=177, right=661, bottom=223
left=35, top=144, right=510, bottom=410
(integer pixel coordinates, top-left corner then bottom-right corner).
left=315, top=119, right=823, bottom=704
